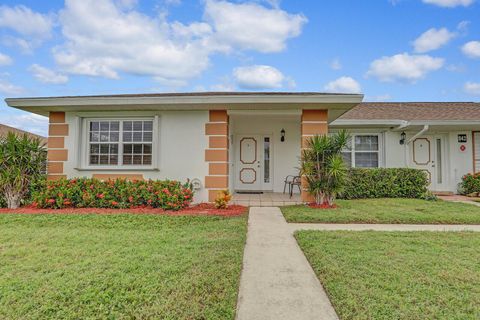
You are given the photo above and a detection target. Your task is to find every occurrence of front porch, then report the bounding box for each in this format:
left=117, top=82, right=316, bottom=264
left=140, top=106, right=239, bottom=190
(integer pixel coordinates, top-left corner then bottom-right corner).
left=231, top=192, right=302, bottom=207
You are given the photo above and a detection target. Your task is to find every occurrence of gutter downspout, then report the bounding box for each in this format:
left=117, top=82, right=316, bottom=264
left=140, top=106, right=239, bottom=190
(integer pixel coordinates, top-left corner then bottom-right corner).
left=407, top=125, right=429, bottom=145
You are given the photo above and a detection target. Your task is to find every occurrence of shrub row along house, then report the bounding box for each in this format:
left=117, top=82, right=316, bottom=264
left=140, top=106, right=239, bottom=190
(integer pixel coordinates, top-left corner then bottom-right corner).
left=5, top=92, right=480, bottom=203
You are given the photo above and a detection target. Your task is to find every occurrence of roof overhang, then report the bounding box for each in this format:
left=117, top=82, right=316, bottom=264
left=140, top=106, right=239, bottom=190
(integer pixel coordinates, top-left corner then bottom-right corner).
left=5, top=92, right=364, bottom=123
left=331, top=119, right=480, bottom=130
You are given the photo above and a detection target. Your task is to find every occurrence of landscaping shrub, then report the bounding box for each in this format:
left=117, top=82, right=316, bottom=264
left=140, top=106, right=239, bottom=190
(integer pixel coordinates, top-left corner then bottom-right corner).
left=214, top=190, right=232, bottom=209
left=32, top=178, right=194, bottom=210
left=301, top=131, right=349, bottom=206
left=341, top=168, right=429, bottom=199
left=459, top=173, right=480, bottom=196
left=0, top=132, right=47, bottom=208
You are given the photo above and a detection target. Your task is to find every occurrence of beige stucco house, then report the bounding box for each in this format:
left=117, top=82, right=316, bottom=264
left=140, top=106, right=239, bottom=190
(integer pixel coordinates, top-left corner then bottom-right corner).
left=5, top=92, right=480, bottom=203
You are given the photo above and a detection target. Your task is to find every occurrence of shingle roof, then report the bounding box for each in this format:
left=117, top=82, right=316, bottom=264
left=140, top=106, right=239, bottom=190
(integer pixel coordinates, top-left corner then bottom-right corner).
left=339, top=102, right=480, bottom=121
left=0, top=124, right=47, bottom=145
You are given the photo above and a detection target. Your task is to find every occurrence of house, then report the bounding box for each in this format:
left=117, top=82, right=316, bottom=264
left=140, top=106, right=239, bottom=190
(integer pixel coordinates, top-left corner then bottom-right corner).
left=0, top=123, right=48, bottom=146
left=332, top=102, right=480, bottom=194
left=5, top=92, right=479, bottom=203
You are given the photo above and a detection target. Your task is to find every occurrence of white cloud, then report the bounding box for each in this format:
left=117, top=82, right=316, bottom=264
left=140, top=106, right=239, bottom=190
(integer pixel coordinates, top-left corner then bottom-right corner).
left=422, top=0, right=474, bottom=7
left=464, top=82, right=480, bottom=95
left=0, top=79, right=23, bottom=95
left=366, top=53, right=444, bottom=82
left=204, top=0, right=306, bottom=53
left=53, top=0, right=305, bottom=83
left=462, top=41, right=480, bottom=58
left=0, top=5, right=54, bottom=50
left=1, top=112, right=48, bottom=136
left=233, top=65, right=285, bottom=89
left=210, top=83, right=236, bottom=91
left=29, top=64, right=69, bottom=84
left=324, top=76, right=361, bottom=94
left=0, top=52, right=12, bottom=66
left=54, top=0, right=213, bottom=80
left=330, top=58, right=342, bottom=70
left=413, top=27, right=455, bottom=53
left=0, top=5, right=54, bottom=36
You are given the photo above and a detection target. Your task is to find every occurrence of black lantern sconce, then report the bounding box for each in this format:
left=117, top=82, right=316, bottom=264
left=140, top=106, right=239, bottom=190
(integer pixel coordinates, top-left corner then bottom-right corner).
left=280, top=128, right=285, bottom=142
left=399, top=131, right=406, bottom=145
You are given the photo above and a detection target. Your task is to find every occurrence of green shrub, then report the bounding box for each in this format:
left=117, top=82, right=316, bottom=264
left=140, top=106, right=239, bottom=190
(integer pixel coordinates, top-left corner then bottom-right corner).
left=0, top=132, right=47, bottom=208
left=341, top=168, right=429, bottom=199
left=32, top=178, right=194, bottom=210
left=459, top=173, right=480, bottom=195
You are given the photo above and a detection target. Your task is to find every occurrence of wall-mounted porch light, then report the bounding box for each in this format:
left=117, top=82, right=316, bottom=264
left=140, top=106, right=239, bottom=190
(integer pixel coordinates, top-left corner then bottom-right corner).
left=280, top=128, right=285, bottom=142
left=399, top=131, right=406, bottom=145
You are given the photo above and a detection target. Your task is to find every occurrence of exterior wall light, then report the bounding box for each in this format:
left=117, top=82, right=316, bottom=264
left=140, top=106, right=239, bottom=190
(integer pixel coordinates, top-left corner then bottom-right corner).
left=400, top=131, right=406, bottom=145
left=281, top=129, right=285, bottom=142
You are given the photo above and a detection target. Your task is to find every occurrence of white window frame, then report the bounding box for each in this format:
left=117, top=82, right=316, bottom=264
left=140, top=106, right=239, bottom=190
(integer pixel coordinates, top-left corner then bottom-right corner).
left=79, top=116, right=159, bottom=171
left=343, top=133, right=383, bottom=168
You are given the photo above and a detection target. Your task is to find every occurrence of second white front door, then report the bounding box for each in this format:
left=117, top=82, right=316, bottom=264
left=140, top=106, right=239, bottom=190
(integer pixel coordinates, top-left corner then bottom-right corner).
left=410, top=135, right=447, bottom=191
left=234, top=135, right=272, bottom=191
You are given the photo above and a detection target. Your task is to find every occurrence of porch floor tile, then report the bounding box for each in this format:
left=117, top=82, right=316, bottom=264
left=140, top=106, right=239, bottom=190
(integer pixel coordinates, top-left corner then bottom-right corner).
left=232, top=192, right=302, bottom=207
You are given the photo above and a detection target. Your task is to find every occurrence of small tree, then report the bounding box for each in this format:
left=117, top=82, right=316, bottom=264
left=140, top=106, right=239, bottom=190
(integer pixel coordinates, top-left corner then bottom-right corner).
left=301, top=131, right=349, bottom=206
left=0, top=132, right=46, bottom=209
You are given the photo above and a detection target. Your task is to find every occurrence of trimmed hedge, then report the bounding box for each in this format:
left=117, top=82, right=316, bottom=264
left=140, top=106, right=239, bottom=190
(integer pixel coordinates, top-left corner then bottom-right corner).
left=32, top=178, right=194, bottom=210
left=459, top=173, right=480, bottom=195
left=341, top=168, right=429, bottom=199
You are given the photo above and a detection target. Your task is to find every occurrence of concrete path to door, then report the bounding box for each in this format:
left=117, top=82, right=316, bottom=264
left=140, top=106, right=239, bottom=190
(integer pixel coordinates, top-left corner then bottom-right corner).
left=236, top=207, right=339, bottom=320
left=236, top=207, right=480, bottom=320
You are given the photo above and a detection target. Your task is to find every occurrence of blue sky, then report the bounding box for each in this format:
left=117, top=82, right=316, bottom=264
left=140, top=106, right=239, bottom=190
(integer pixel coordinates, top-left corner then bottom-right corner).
left=0, top=0, right=479, bottom=135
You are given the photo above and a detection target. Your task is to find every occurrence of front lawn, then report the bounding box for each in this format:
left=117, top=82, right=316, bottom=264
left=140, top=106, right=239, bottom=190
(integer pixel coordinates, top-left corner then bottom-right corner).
left=296, top=231, right=480, bottom=319
left=282, top=198, right=480, bottom=224
left=0, top=213, right=247, bottom=319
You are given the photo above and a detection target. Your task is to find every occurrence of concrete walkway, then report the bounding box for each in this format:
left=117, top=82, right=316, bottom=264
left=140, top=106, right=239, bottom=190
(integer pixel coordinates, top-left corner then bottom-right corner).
left=236, top=207, right=338, bottom=320
left=289, top=223, right=480, bottom=232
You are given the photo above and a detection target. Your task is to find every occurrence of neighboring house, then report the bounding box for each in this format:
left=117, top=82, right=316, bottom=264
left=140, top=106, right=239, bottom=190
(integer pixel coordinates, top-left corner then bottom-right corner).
left=0, top=123, right=47, bottom=146
left=5, top=93, right=479, bottom=202
left=331, top=102, right=480, bottom=194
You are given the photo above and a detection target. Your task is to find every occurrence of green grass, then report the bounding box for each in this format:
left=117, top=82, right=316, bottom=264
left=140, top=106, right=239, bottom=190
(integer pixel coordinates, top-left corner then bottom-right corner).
left=282, top=198, right=480, bottom=224
left=296, top=231, right=480, bottom=320
left=0, top=213, right=247, bottom=319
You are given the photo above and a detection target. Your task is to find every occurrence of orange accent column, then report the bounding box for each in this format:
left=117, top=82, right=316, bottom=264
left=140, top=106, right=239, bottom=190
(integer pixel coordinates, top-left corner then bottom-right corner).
left=47, top=112, right=68, bottom=180
left=301, top=109, right=328, bottom=202
left=205, top=110, right=229, bottom=202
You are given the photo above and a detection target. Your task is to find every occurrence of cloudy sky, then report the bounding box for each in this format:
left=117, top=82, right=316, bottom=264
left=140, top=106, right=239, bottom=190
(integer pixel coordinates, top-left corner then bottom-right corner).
left=0, top=0, right=479, bottom=135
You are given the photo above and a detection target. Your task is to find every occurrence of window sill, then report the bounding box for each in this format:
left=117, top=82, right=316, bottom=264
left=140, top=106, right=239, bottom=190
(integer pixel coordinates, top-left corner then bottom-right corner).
left=74, top=167, right=160, bottom=172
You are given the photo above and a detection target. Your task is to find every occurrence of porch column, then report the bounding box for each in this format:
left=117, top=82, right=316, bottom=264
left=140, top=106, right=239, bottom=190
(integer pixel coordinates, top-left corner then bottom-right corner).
left=301, top=109, right=328, bottom=202
left=205, top=110, right=229, bottom=202
left=47, top=112, right=68, bottom=181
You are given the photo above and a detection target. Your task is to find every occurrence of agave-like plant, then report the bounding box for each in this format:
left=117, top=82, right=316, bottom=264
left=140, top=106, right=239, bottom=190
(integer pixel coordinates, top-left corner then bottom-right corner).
left=300, top=130, right=349, bottom=206
left=0, top=132, right=46, bottom=208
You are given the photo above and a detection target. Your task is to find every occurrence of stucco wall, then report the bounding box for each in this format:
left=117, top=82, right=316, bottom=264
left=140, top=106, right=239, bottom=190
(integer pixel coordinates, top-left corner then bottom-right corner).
left=63, top=110, right=210, bottom=203
left=332, top=128, right=474, bottom=193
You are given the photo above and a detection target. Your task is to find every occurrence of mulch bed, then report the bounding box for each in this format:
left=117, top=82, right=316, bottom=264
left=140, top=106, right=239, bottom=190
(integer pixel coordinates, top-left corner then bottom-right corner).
left=0, top=203, right=247, bottom=217
left=308, top=203, right=337, bottom=209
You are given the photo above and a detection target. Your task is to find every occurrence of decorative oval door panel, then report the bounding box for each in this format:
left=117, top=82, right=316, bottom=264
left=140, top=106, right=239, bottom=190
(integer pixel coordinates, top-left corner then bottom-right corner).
left=240, top=168, right=257, bottom=184
left=413, top=138, right=431, bottom=165
left=240, top=137, right=257, bottom=164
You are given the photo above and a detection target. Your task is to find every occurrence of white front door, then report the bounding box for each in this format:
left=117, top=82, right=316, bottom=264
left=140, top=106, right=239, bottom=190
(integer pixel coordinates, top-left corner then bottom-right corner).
left=410, top=135, right=447, bottom=190
left=234, top=135, right=272, bottom=191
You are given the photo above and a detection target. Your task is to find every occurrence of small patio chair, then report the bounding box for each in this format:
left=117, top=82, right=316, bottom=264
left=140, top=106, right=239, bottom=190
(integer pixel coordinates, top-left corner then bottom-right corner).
left=289, top=176, right=301, bottom=198
left=283, top=175, right=295, bottom=194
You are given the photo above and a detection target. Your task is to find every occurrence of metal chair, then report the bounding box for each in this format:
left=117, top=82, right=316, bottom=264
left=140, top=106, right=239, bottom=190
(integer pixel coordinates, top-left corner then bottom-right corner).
left=289, top=176, right=301, bottom=198
left=283, top=175, right=295, bottom=194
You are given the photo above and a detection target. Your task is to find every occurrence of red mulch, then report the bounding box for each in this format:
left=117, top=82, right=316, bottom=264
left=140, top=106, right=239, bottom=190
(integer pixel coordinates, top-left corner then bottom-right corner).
left=0, top=203, right=247, bottom=217
left=307, top=202, right=337, bottom=209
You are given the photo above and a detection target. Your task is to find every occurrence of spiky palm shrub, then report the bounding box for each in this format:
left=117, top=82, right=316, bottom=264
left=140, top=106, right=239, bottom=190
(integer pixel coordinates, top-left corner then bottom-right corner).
left=0, top=132, right=46, bottom=209
left=301, top=131, right=349, bottom=206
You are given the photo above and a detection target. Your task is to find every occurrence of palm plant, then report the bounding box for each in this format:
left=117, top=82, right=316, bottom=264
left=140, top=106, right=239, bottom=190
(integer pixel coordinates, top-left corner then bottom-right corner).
left=0, top=133, right=46, bottom=209
left=300, top=130, right=349, bottom=206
